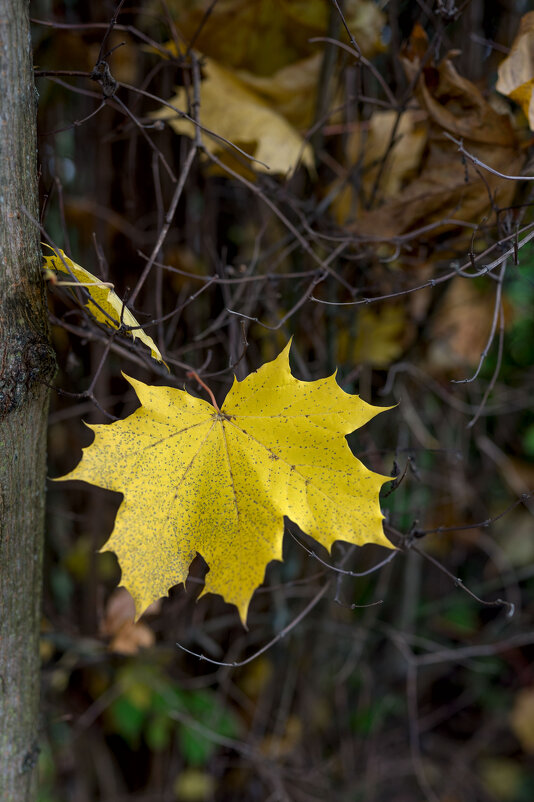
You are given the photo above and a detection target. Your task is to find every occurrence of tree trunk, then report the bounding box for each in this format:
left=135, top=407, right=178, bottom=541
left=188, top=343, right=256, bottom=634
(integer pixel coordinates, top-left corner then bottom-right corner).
left=0, top=2, right=56, bottom=800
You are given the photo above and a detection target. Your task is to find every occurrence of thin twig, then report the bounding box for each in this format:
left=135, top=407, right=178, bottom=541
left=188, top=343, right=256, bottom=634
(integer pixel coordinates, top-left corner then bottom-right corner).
left=444, top=132, right=534, bottom=181
left=289, top=529, right=398, bottom=577
left=451, top=261, right=506, bottom=385
left=467, top=302, right=505, bottom=427
left=129, top=144, right=197, bottom=305
left=410, top=544, right=515, bottom=618
left=413, top=493, right=533, bottom=536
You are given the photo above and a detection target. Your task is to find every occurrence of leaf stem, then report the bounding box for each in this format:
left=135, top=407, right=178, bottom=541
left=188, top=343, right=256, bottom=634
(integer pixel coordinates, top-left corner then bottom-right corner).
left=187, top=370, right=219, bottom=410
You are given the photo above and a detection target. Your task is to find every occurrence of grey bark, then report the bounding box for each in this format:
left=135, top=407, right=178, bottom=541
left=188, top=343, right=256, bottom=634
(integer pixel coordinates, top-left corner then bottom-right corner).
left=0, top=2, right=56, bottom=800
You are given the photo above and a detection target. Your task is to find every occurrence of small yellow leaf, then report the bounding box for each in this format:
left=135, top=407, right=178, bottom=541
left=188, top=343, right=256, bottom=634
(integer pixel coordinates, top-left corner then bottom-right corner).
left=43, top=246, right=164, bottom=364
left=338, top=306, right=409, bottom=368
left=496, top=12, right=534, bottom=130
left=152, top=56, right=314, bottom=178
left=56, top=342, right=392, bottom=625
left=174, top=769, right=215, bottom=802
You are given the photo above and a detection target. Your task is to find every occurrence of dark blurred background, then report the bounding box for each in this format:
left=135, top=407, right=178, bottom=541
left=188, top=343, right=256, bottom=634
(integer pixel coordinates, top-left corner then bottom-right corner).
left=33, top=1, right=534, bottom=800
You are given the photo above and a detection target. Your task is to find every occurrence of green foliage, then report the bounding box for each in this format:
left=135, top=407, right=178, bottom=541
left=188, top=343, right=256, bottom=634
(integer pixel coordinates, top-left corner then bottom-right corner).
left=105, top=664, right=242, bottom=763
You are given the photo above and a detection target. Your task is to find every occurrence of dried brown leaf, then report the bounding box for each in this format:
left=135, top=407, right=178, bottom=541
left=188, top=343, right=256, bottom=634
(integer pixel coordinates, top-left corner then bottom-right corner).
left=352, top=27, right=522, bottom=240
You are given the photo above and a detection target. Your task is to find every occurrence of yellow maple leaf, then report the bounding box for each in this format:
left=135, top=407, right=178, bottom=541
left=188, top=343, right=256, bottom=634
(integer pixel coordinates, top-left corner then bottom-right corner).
left=56, top=342, right=392, bottom=624
left=43, top=246, right=164, bottom=364
left=151, top=56, right=314, bottom=178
